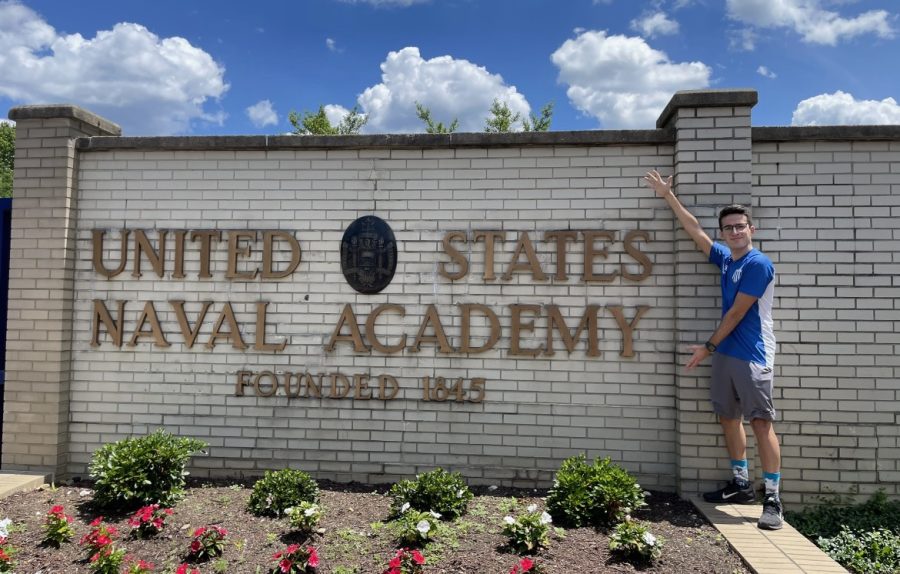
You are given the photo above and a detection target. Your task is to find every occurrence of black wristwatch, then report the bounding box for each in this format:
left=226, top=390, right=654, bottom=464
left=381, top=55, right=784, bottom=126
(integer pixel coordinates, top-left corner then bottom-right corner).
left=704, top=340, right=717, bottom=353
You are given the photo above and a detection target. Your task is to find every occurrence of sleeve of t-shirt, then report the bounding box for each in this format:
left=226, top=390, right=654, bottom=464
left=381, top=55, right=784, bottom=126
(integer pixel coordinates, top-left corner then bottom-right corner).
left=738, top=258, right=775, bottom=298
left=708, top=242, right=728, bottom=270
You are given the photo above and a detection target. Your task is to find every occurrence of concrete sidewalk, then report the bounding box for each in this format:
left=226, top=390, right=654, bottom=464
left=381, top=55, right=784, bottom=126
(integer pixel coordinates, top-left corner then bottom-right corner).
left=0, top=472, right=51, bottom=498
left=692, top=497, right=848, bottom=574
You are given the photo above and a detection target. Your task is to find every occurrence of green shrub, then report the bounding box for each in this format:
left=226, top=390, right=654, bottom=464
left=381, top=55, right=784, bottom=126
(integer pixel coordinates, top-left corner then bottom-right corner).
left=608, top=518, right=663, bottom=562
left=89, top=430, right=207, bottom=509
left=388, top=468, right=473, bottom=520
left=285, top=501, right=323, bottom=533
left=388, top=508, right=443, bottom=546
left=545, top=454, right=646, bottom=528
left=247, top=468, right=319, bottom=517
left=501, top=503, right=561, bottom=554
left=786, top=490, right=900, bottom=540
left=818, top=526, right=900, bottom=574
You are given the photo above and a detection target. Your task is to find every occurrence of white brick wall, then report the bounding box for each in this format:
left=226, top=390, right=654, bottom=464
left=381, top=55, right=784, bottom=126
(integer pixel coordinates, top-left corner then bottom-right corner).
left=69, top=144, right=679, bottom=490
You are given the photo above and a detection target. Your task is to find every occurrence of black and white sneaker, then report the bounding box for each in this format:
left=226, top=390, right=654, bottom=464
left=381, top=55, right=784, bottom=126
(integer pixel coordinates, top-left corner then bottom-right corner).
left=758, top=494, right=784, bottom=530
left=702, top=478, right=756, bottom=504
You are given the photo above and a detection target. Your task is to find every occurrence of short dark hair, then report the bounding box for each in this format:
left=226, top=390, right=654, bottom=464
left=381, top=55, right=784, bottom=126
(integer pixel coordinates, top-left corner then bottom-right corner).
left=718, top=205, right=752, bottom=230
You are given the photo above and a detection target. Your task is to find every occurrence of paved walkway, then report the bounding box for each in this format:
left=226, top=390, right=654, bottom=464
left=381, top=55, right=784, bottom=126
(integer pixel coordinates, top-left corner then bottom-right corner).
left=692, top=497, right=848, bottom=574
left=0, top=473, right=849, bottom=573
left=0, top=471, right=51, bottom=498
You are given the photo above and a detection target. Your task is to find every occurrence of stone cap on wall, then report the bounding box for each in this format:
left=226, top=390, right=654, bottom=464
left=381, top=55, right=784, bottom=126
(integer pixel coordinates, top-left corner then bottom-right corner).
left=74, top=129, right=676, bottom=151
left=656, top=89, right=758, bottom=129
left=753, top=125, right=900, bottom=141
left=9, top=104, right=122, bottom=135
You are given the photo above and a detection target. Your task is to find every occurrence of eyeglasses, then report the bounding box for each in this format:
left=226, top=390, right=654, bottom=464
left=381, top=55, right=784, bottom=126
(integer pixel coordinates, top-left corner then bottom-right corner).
left=721, top=223, right=749, bottom=233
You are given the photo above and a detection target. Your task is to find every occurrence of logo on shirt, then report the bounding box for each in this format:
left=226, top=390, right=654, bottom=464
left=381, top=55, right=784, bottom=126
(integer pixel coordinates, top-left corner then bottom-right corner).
left=731, top=267, right=743, bottom=283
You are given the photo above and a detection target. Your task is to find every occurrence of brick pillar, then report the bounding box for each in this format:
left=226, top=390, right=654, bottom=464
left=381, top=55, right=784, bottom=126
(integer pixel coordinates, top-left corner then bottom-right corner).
left=656, top=90, right=758, bottom=496
left=2, top=105, right=120, bottom=478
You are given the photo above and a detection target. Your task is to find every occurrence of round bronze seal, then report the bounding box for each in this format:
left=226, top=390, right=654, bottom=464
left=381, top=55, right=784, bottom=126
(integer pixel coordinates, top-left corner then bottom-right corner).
left=340, top=215, right=398, bottom=294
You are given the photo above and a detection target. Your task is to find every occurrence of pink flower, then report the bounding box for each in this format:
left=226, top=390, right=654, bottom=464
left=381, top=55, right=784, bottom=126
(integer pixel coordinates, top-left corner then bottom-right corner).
left=279, top=558, right=292, bottom=573
left=519, top=557, right=534, bottom=572
left=411, top=549, right=425, bottom=565
left=308, top=546, right=319, bottom=568
left=192, top=526, right=206, bottom=537
left=90, top=516, right=103, bottom=526
left=50, top=505, right=64, bottom=514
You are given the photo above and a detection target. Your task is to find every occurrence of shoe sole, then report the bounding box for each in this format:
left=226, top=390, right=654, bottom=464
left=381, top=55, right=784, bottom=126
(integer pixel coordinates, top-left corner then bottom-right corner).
left=758, top=521, right=783, bottom=530
left=703, top=496, right=756, bottom=504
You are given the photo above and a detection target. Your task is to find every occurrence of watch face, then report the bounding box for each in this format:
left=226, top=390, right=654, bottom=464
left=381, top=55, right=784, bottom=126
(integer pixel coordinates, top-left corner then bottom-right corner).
left=705, top=341, right=716, bottom=353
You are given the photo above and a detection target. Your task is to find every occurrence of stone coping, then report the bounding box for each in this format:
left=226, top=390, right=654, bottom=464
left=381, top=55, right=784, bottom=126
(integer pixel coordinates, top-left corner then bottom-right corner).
left=9, top=104, right=122, bottom=135
left=656, top=89, right=759, bottom=128
left=73, top=128, right=676, bottom=151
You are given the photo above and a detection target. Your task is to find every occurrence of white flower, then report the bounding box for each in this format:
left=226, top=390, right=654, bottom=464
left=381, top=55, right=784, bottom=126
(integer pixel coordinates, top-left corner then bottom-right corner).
left=304, top=506, right=317, bottom=517
left=416, top=520, right=431, bottom=534
left=0, top=517, right=11, bottom=537
left=540, top=512, right=552, bottom=525
left=429, top=511, right=442, bottom=519
left=400, top=502, right=410, bottom=514
left=284, top=507, right=294, bottom=515
left=456, top=488, right=465, bottom=498
left=79, top=489, right=92, bottom=497
left=503, top=516, right=516, bottom=525
left=642, top=532, right=657, bottom=546
left=527, top=504, right=538, bottom=513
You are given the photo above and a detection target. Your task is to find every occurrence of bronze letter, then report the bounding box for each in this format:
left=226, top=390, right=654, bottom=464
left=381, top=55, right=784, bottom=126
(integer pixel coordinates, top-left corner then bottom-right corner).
left=91, top=299, right=125, bottom=347
left=92, top=229, right=129, bottom=278
left=365, top=304, right=407, bottom=354
left=623, top=230, right=653, bottom=281
left=502, top=231, right=547, bottom=281
left=261, top=231, right=301, bottom=279
left=329, top=373, right=351, bottom=398
left=253, top=371, right=278, bottom=397
left=325, top=304, right=369, bottom=352
left=473, top=230, right=505, bottom=282
left=173, top=230, right=187, bottom=279
left=127, top=300, right=171, bottom=348
left=510, top=303, right=542, bottom=357
left=607, top=305, right=651, bottom=357
left=226, top=230, right=258, bottom=280
left=459, top=303, right=500, bottom=354
left=409, top=304, right=455, bottom=353
left=170, top=300, right=212, bottom=348
left=378, top=374, right=399, bottom=400
left=545, top=304, right=600, bottom=357
left=132, top=230, right=167, bottom=278
left=438, top=231, right=469, bottom=280
left=254, top=301, right=286, bottom=352
left=582, top=230, right=619, bottom=282
left=206, top=302, right=248, bottom=350
left=353, top=373, right=372, bottom=399
left=190, top=230, right=221, bottom=278
left=235, top=370, right=252, bottom=396
left=544, top=230, right=578, bottom=281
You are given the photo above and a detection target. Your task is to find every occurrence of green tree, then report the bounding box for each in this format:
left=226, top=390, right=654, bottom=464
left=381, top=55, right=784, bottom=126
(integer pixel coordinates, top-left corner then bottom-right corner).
left=288, top=105, right=367, bottom=135
left=0, top=122, right=14, bottom=198
left=522, top=101, right=554, bottom=132
left=484, top=99, right=521, bottom=133
left=415, top=102, right=458, bottom=134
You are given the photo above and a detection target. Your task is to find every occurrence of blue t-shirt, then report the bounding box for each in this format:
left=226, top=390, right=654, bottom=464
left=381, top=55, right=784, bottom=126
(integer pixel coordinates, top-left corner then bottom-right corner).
left=709, top=243, right=776, bottom=368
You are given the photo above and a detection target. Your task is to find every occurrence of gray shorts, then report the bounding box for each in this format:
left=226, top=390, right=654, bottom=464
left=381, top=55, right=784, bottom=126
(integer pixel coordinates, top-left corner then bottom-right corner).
left=710, top=353, right=776, bottom=421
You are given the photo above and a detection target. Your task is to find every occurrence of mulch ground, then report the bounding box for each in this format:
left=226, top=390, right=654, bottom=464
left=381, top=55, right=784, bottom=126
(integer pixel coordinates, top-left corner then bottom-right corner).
left=0, top=479, right=750, bottom=573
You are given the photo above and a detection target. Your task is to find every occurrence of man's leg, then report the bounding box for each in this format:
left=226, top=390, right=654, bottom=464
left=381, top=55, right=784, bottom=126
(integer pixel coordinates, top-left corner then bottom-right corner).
left=721, top=416, right=747, bottom=461
left=703, top=415, right=756, bottom=503
left=751, top=417, right=784, bottom=530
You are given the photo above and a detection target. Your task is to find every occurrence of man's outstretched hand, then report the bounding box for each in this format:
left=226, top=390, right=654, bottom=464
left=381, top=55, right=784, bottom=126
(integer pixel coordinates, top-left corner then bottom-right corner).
left=643, top=170, right=673, bottom=198
left=685, top=344, right=711, bottom=370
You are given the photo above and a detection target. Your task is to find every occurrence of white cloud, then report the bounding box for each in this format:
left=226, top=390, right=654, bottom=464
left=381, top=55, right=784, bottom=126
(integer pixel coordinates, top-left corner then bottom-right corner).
left=631, top=11, right=680, bottom=38
left=326, top=37, right=338, bottom=52
left=323, top=104, right=351, bottom=126
left=246, top=99, right=278, bottom=128
left=757, top=65, right=777, bottom=78
left=0, top=119, right=14, bottom=127
left=730, top=27, right=758, bottom=50
left=593, top=0, right=614, bottom=4
left=338, top=0, right=428, bottom=6
left=0, top=1, right=228, bottom=135
left=551, top=30, right=711, bottom=129
left=792, top=91, right=900, bottom=125
left=726, top=0, right=894, bottom=45
left=355, top=47, right=530, bottom=133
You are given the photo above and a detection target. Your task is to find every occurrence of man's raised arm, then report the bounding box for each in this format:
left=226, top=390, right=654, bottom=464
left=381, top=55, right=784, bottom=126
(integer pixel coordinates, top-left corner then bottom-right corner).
left=643, top=170, right=713, bottom=257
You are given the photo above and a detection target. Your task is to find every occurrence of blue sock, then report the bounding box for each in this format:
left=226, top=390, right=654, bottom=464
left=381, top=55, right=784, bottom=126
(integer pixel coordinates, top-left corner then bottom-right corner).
left=763, top=472, right=780, bottom=496
left=731, top=459, right=750, bottom=487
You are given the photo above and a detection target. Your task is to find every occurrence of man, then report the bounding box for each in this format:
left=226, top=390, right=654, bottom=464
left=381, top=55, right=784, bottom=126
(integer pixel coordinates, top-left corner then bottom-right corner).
left=644, top=170, right=783, bottom=530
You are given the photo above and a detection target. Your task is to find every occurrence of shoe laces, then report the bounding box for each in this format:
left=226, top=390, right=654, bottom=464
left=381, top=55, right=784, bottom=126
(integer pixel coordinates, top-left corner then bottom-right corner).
left=763, top=494, right=781, bottom=510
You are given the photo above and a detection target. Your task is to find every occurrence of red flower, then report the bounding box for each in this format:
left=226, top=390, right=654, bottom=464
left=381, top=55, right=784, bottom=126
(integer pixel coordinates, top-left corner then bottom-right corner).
left=0, top=548, right=8, bottom=560
left=192, top=526, right=206, bottom=537
left=519, top=557, right=534, bottom=572
left=411, top=549, right=425, bottom=565
left=389, top=555, right=402, bottom=568
left=50, top=505, right=64, bottom=514
left=308, top=546, right=319, bottom=568
left=279, top=558, right=292, bottom=573
left=90, top=516, right=103, bottom=526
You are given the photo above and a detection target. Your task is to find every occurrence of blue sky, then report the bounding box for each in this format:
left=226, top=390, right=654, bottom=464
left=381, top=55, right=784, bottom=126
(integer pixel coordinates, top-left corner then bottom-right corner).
left=1, top=0, right=898, bottom=135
